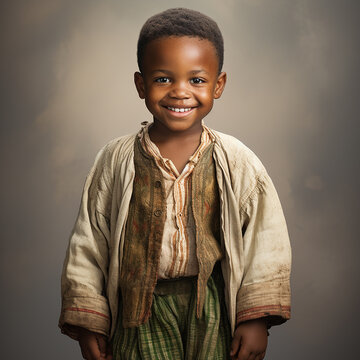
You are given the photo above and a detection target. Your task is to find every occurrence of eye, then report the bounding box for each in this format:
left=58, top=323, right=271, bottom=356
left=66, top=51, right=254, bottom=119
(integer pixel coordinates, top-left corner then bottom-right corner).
left=155, top=77, right=171, bottom=83
left=190, top=77, right=205, bottom=84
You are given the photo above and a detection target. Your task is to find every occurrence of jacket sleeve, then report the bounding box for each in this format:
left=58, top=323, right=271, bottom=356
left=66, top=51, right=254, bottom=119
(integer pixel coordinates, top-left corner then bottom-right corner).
left=58, top=145, right=113, bottom=340
left=236, top=170, right=291, bottom=328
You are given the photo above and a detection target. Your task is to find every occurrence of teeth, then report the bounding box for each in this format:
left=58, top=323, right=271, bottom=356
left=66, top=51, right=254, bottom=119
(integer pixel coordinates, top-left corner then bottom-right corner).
left=167, top=107, right=192, bottom=112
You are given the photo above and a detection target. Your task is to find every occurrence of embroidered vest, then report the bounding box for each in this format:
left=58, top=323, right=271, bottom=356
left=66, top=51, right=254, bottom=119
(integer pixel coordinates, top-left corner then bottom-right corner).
left=119, top=136, right=222, bottom=327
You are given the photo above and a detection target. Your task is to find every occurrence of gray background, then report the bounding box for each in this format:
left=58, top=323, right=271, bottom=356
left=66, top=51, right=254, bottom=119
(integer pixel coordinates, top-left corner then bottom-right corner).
left=1, top=0, right=359, bottom=358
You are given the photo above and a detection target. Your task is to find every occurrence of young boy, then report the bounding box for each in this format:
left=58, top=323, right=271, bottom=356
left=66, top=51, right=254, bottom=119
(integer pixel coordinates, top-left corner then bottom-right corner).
left=59, top=8, right=291, bottom=360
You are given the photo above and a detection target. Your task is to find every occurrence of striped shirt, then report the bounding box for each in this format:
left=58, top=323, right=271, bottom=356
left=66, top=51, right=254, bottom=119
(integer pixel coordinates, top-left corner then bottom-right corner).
left=139, top=122, right=215, bottom=279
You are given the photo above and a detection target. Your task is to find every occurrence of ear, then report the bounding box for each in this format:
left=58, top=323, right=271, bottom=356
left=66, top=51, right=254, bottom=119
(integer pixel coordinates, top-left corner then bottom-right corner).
left=213, top=71, right=227, bottom=99
left=134, top=71, right=145, bottom=99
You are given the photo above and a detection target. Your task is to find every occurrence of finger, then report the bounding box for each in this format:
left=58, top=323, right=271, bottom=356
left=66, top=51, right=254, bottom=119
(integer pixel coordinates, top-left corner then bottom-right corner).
left=236, top=346, right=250, bottom=360
left=96, top=334, right=108, bottom=357
left=255, top=351, right=266, bottom=360
left=79, top=339, right=92, bottom=360
left=255, top=351, right=265, bottom=360
left=79, top=346, right=95, bottom=360
left=86, top=335, right=101, bottom=360
left=230, top=335, right=241, bottom=357
left=248, top=353, right=257, bottom=360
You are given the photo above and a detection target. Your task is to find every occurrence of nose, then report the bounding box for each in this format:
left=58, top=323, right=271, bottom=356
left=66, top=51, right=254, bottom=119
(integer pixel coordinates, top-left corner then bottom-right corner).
left=168, top=80, right=190, bottom=99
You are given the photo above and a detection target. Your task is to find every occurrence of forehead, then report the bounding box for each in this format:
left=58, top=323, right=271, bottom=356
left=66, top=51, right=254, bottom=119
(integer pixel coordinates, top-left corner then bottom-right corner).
left=142, top=36, right=219, bottom=74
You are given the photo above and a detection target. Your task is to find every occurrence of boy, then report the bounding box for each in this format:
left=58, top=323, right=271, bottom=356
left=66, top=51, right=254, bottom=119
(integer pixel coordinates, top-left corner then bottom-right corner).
left=59, top=8, right=291, bottom=360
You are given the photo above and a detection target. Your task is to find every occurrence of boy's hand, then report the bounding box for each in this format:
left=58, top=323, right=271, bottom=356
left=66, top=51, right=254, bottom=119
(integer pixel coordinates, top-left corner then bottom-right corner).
left=230, top=318, right=268, bottom=360
left=78, top=327, right=113, bottom=360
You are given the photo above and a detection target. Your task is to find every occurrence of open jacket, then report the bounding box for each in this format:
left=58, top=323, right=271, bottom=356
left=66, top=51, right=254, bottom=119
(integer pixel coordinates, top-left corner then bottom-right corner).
left=58, top=126, right=291, bottom=340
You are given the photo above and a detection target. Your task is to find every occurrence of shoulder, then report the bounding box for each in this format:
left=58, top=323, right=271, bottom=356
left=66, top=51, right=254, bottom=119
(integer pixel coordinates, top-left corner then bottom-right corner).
left=87, top=133, right=137, bottom=214
left=210, top=129, right=273, bottom=205
left=98, top=133, right=136, bottom=159
left=212, top=129, right=267, bottom=176
left=92, top=133, right=137, bottom=170
left=87, top=133, right=136, bottom=188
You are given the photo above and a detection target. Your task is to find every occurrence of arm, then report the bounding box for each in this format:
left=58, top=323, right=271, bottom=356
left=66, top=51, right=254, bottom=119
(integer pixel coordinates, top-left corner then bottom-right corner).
left=237, top=170, right=291, bottom=325
left=58, top=145, right=114, bottom=341
left=231, top=171, right=291, bottom=359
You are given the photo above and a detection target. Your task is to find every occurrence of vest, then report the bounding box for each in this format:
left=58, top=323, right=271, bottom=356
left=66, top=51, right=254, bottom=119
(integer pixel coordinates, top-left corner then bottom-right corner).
left=119, top=136, right=223, bottom=327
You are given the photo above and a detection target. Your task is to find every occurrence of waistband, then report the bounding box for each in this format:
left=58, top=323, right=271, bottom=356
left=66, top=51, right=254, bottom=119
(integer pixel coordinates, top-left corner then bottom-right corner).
left=154, top=276, right=197, bottom=296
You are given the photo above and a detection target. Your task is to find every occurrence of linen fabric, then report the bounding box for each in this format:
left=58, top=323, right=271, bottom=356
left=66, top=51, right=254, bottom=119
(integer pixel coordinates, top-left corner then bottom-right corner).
left=58, top=123, right=291, bottom=339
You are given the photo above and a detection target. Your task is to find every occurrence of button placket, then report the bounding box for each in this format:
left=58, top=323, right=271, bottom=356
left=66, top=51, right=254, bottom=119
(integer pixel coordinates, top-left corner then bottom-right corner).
left=154, top=209, right=162, bottom=217
left=174, top=179, right=182, bottom=228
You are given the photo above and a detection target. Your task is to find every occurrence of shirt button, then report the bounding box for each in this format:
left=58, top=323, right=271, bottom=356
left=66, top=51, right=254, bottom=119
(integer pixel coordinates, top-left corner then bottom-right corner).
left=155, top=181, right=161, bottom=188
left=154, top=209, right=162, bottom=217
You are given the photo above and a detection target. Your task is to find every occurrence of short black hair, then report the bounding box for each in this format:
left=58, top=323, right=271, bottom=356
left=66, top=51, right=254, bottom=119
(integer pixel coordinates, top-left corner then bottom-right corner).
left=137, top=8, right=224, bottom=74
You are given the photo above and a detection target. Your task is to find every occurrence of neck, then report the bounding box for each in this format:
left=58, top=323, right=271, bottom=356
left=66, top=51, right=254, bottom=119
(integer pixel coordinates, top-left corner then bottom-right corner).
left=149, top=119, right=203, bottom=144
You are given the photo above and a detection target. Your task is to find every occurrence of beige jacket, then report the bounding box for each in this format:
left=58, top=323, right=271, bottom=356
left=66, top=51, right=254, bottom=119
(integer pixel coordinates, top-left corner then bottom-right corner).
left=58, top=127, right=291, bottom=339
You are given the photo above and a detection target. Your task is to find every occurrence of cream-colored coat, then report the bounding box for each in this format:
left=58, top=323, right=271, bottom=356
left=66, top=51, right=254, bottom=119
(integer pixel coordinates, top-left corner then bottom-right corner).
left=59, top=127, right=291, bottom=339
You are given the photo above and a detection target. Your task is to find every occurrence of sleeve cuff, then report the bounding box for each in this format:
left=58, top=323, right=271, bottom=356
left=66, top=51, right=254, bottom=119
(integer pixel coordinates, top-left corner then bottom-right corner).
left=236, top=278, right=291, bottom=327
left=58, top=293, right=111, bottom=340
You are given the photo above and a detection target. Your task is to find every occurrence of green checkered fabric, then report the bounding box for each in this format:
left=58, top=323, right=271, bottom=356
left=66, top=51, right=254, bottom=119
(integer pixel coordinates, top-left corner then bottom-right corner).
left=111, top=264, right=231, bottom=359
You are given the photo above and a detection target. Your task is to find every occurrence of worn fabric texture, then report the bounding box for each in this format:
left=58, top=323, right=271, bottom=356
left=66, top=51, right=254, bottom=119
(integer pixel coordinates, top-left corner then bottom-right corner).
left=119, top=137, right=222, bottom=327
left=58, top=124, right=292, bottom=339
left=111, top=263, right=231, bottom=360
left=139, top=123, right=214, bottom=279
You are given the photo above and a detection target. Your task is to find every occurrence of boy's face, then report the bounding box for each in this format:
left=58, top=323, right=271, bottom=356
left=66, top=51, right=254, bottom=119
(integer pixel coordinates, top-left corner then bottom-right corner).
left=134, top=36, right=226, bottom=133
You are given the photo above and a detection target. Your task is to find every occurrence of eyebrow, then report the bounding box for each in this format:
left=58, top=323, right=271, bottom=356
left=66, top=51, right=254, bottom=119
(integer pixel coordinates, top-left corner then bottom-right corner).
left=150, top=69, right=209, bottom=75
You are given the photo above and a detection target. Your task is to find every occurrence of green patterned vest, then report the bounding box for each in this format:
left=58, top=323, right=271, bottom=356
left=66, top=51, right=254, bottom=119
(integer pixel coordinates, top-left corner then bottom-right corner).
left=119, top=136, right=223, bottom=327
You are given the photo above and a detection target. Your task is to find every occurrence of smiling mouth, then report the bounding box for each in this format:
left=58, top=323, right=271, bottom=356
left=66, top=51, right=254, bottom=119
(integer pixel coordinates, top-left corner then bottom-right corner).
left=166, top=106, right=193, bottom=113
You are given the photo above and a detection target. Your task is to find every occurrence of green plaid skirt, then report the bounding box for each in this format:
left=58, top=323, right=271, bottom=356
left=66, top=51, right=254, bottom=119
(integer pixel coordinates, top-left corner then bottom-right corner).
left=111, top=263, right=231, bottom=359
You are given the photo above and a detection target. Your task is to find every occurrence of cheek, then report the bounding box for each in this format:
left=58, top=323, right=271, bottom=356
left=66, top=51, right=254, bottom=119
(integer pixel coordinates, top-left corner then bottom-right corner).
left=147, top=87, right=166, bottom=102
left=197, top=88, right=215, bottom=104
left=144, top=95, right=156, bottom=112
left=144, top=90, right=165, bottom=113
